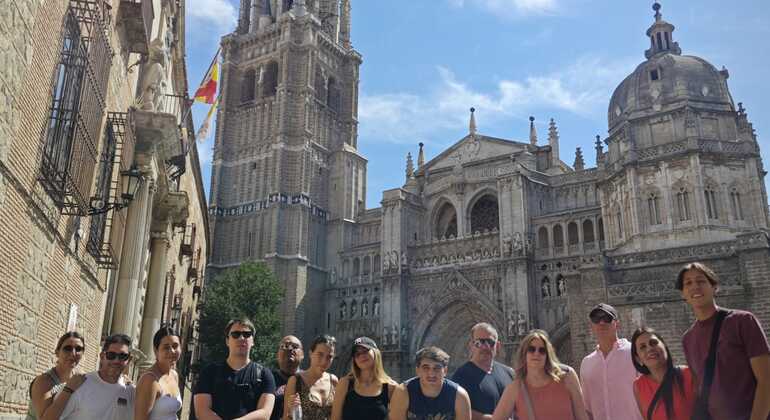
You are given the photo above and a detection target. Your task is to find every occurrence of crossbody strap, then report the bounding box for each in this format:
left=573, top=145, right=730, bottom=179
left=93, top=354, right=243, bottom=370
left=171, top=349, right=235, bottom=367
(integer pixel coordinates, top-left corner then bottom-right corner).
left=701, top=310, right=729, bottom=402
left=518, top=380, right=537, bottom=420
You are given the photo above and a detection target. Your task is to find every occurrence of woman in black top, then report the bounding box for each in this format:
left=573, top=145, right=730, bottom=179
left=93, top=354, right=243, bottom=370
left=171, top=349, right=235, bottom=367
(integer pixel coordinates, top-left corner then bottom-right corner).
left=331, top=337, right=396, bottom=420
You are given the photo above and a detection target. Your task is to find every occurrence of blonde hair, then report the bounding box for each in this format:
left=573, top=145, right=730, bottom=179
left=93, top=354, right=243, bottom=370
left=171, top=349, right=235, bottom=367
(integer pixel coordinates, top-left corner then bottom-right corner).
left=350, top=346, right=392, bottom=385
left=515, top=329, right=564, bottom=382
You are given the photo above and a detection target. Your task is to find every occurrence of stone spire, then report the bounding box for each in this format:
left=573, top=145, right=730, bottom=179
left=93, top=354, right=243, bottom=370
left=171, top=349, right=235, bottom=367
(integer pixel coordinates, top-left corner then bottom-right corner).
left=417, top=142, right=425, bottom=167
left=529, top=116, right=537, bottom=146
left=406, top=152, right=414, bottom=179
left=573, top=147, right=585, bottom=171
left=469, top=107, right=477, bottom=135
left=339, top=0, right=351, bottom=47
left=645, top=2, right=681, bottom=58
left=548, top=118, right=560, bottom=168
left=594, top=135, right=604, bottom=161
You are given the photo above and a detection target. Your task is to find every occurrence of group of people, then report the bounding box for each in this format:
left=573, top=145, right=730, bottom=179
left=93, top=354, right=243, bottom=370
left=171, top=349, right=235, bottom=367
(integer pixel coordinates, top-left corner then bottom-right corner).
left=25, top=262, right=770, bottom=420
left=27, top=327, right=183, bottom=420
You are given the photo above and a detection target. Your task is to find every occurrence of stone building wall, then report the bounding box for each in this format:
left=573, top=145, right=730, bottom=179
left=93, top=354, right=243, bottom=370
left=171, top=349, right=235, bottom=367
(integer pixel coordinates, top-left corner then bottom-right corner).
left=0, top=0, right=208, bottom=417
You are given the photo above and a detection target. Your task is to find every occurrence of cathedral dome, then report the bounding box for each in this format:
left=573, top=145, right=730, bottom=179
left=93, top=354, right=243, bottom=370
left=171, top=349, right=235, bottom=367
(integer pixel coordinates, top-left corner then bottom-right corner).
left=607, top=3, right=733, bottom=130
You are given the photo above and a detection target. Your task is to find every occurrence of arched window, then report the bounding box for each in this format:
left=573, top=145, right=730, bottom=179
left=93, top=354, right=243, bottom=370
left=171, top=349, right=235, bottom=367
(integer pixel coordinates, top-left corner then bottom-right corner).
left=470, top=194, right=499, bottom=233
left=352, top=258, right=360, bottom=276
left=705, top=185, right=719, bottom=219
left=241, top=69, right=256, bottom=102
left=435, top=202, right=457, bottom=239
left=339, top=301, right=346, bottom=320
left=350, top=300, right=358, bottom=318
left=282, top=0, right=293, bottom=13
left=262, top=61, right=279, bottom=97
left=730, top=188, right=743, bottom=220
left=363, top=255, right=371, bottom=275
left=327, top=77, right=340, bottom=112
left=361, top=298, right=369, bottom=317
left=676, top=187, right=691, bottom=221
left=567, top=222, right=579, bottom=245
left=648, top=192, right=661, bottom=225
left=538, top=226, right=549, bottom=249
left=373, top=254, right=381, bottom=273
left=583, top=220, right=595, bottom=243
left=553, top=225, right=564, bottom=247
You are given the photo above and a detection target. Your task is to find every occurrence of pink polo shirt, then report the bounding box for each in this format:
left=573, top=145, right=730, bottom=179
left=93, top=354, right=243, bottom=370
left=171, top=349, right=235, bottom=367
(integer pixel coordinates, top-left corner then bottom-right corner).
left=579, top=338, right=642, bottom=420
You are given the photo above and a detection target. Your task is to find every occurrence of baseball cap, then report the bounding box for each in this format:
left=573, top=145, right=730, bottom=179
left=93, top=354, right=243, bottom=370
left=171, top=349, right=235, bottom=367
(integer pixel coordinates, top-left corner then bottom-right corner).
left=589, top=303, right=618, bottom=320
left=351, top=336, right=377, bottom=355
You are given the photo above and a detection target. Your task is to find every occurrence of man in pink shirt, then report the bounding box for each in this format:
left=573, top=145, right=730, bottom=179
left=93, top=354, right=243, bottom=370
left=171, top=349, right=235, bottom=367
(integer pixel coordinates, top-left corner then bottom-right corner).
left=579, top=303, right=642, bottom=420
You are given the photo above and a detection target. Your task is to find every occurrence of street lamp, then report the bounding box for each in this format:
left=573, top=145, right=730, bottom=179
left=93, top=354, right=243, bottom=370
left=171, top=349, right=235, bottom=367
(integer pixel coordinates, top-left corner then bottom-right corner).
left=89, top=166, right=144, bottom=215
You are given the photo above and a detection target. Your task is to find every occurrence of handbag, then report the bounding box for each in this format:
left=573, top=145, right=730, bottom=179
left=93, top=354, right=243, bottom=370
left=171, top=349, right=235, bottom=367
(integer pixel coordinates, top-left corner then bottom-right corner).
left=692, top=309, right=729, bottom=420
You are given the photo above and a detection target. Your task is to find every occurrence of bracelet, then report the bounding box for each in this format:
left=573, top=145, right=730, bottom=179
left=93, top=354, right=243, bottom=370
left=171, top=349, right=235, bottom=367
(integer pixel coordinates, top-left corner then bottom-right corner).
left=62, top=386, right=74, bottom=394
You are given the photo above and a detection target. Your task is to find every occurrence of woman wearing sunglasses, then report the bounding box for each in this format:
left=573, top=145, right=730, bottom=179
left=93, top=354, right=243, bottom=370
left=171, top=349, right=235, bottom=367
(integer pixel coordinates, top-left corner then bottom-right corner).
left=492, top=330, right=589, bottom=420
left=135, top=326, right=182, bottom=420
left=284, top=335, right=338, bottom=419
left=630, top=327, right=695, bottom=420
left=331, top=337, right=396, bottom=420
left=27, top=331, right=87, bottom=420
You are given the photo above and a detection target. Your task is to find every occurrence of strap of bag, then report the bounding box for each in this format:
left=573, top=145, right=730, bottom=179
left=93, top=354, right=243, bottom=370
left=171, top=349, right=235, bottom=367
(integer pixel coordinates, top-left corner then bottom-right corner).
left=700, top=310, right=729, bottom=407
left=645, top=368, right=673, bottom=420
left=518, top=380, right=537, bottom=420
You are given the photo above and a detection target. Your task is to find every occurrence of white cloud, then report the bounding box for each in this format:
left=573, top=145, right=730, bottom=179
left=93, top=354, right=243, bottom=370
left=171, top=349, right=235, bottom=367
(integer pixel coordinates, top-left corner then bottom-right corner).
left=450, top=0, right=559, bottom=17
left=358, top=55, right=637, bottom=145
left=188, top=0, right=237, bottom=29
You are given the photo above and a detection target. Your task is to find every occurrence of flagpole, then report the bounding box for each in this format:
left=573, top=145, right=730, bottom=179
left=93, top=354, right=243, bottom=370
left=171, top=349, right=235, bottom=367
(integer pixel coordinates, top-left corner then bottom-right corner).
left=183, top=46, right=222, bottom=123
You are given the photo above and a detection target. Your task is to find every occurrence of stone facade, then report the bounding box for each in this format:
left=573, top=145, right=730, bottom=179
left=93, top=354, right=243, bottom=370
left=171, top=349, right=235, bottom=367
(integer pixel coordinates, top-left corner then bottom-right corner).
left=209, top=2, right=770, bottom=379
left=0, top=0, right=208, bottom=417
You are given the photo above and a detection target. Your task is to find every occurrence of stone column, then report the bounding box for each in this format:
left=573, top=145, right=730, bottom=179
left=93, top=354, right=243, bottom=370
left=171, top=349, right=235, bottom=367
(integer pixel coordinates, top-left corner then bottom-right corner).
left=138, top=231, right=170, bottom=369
left=111, top=178, right=155, bottom=335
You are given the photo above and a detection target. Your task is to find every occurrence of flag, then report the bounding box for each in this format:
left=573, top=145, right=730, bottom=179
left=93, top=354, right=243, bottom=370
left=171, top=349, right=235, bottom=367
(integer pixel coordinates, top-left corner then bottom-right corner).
left=196, top=97, right=219, bottom=142
left=194, top=50, right=220, bottom=104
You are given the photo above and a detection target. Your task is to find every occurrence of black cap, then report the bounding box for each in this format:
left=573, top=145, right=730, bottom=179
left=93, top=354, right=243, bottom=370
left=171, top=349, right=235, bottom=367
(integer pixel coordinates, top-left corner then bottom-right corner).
left=589, top=303, right=618, bottom=320
left=351, top=337, right=377, bottom=355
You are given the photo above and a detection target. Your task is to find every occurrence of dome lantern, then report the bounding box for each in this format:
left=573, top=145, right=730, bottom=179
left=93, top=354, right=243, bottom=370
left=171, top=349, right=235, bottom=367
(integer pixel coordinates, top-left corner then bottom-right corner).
left=645, top=2, right=681, bottom=59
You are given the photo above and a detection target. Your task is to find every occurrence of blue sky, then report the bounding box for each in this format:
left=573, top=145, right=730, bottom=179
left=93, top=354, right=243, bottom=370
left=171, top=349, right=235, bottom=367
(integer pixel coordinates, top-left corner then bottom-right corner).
left=185, top=0, right=770, bottom=208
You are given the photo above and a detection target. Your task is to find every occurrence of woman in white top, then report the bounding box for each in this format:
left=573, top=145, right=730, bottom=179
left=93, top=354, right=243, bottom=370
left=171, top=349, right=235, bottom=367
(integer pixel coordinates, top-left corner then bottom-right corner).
left=135, top=326, right=183, bottom=420
left=27, top=332, right=87, bottom=420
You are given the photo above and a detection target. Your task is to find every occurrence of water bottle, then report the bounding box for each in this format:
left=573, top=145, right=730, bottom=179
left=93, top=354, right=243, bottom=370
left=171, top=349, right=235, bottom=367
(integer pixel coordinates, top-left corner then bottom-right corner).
left=292, top=404, right=302, bottom=420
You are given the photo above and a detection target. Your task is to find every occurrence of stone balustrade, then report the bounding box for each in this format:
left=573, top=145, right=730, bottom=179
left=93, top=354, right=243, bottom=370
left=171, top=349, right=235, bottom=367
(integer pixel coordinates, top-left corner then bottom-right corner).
left=410, top=230, right=500, bottom=269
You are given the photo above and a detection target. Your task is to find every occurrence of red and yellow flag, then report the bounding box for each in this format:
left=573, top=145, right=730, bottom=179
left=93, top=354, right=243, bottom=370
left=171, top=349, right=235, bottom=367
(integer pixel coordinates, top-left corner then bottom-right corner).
left=194, top=50, right=220, bottom=104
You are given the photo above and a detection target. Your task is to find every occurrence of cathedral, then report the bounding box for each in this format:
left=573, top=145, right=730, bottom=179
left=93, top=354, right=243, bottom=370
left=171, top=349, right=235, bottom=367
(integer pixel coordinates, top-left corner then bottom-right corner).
left=206, top=0, right=770, bottom=377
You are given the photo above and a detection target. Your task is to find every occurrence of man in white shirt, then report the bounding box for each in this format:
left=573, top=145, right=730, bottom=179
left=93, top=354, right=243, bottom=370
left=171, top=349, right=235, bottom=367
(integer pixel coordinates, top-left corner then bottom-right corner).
left=60, top=333, right=136, bottom=420
left=579, top=303, right=641, bottom=420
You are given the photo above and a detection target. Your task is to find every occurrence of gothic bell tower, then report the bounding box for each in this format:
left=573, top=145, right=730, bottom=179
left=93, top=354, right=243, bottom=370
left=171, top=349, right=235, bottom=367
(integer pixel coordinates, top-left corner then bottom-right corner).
left=208, top=0, right=364, bottom=340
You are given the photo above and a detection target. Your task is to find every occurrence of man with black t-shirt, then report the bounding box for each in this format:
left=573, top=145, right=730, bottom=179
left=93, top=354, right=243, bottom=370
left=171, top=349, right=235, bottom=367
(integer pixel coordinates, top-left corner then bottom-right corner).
left=194, top=319, right=276, bottom=420
left=451, top=323, right=513, bottom=420
left=270, top=335, right=303, bottom=420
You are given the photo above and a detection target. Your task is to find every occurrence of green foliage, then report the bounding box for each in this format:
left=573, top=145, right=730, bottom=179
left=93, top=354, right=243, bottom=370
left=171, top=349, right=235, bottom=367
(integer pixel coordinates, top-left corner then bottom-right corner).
left=198, top=261, right=282, bottom=366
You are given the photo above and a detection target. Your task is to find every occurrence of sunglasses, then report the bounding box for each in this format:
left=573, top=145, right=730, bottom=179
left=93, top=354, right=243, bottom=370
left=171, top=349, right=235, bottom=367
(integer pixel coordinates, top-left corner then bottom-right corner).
left=590, top=312, right=615, bottom=324
left=473, top=338, right=497, bottom=348
left=229, top=330, right=254, bottom=339
left=105, top=351, right=130, bottom=361
left=280, top=342, right=301, bottom=351
left=527, top=345, right=547, bottom=355
left=61, top=345, right=85, bottom=354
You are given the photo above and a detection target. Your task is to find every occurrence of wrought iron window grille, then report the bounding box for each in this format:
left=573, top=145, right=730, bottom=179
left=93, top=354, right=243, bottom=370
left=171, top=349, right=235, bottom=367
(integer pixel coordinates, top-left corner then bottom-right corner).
left=38, top=0, right=114, bottom=215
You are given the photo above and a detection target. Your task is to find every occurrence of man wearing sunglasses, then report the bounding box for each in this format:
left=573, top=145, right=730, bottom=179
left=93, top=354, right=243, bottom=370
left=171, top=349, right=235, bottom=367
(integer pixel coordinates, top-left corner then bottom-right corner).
left=270, top=336, right=304, bottom=420
left=451, top=323, right=513, bottom=420
left=579, top=303, right=641, bottom=420
left=60, top=333, right=135, bottom=420
left=194, top=318, right=276, bottom=420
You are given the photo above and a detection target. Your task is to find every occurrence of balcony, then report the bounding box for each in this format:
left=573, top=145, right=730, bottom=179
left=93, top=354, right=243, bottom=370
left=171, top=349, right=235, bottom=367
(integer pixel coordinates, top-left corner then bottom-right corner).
left=180, top=223, right=195, bottom=257
left=411, top=230, right=501, bottom=270
left=117, top=0, right=153, bottom=54
left=130, top=94, right=188, bottom=163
